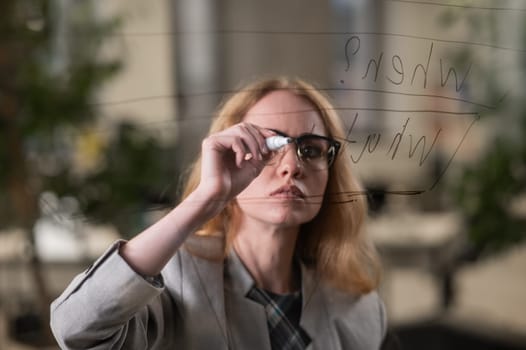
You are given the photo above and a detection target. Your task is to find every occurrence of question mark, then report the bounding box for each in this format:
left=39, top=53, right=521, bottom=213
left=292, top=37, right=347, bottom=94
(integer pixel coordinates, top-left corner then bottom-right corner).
left=344, top=36, right=360, bottom=72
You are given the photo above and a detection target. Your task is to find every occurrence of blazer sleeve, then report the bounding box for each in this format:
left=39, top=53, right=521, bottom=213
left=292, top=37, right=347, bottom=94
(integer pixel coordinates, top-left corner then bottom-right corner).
left=50, top=240, right=179, bottom=350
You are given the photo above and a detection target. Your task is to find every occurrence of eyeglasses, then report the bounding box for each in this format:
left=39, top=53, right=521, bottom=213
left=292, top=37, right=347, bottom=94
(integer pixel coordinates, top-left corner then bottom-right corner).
left=265, top=129, right=341, bottom=170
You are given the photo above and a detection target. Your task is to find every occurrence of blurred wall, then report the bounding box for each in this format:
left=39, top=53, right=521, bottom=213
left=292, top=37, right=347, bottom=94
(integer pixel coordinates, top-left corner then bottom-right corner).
left=172, top=0, right=334, bottom=171
left=96, top=0, right=176, bottom=144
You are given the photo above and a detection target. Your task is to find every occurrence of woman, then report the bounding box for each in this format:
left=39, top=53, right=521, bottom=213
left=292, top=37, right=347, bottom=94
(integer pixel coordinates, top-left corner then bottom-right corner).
left=51, top=77, right=387, bottom=349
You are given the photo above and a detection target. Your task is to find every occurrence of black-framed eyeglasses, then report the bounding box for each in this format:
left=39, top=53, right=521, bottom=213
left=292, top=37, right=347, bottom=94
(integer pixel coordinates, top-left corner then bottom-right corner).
left=266, top=129, right=341, bottom=170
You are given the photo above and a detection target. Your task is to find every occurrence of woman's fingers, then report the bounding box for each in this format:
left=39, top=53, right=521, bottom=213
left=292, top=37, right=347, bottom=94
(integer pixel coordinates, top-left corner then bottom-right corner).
left=228, top=124, right=260, bottom=164
left=218, top=123, right=269, bottom=166
left=240, top=123, right=269, bottom=159
left=231, top=136, right=249, bottom=167
left=202, top=122, right=274, bottom=176
left=198, top=122, right=275, bottom=202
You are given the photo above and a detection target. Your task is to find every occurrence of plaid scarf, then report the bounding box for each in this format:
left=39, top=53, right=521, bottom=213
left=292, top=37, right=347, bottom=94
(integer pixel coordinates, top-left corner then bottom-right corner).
left=247, top=286, right=311, bottom=350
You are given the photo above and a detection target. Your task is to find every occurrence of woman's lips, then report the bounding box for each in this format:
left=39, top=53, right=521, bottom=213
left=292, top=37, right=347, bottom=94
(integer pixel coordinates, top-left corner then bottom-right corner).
left=270, top=185, right=305, bottom=199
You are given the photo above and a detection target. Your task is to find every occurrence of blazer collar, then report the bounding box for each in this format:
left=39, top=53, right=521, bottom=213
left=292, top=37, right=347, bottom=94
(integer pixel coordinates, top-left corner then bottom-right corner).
left=184, top=236, right=230, bottom=348
left=299, top=263, right=332, bottom=344
left=225, top=248, right=332, bottom=346
left=225, top=249, right=255, bottom=296
left=185, top=237, right=341, bottom=349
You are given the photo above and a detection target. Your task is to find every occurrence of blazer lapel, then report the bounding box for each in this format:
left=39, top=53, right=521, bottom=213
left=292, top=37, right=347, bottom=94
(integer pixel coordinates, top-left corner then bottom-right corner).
left=190, top=252, right=230, bottom=345
left=181, top=236, right=230, bottom=349
left=224, top=289, right=271, bottom=349
left=184, top=244, right=271, bottom=350
left=223, top=250, right=272, bottom=350
left=299, top=265, right=340, bottom=350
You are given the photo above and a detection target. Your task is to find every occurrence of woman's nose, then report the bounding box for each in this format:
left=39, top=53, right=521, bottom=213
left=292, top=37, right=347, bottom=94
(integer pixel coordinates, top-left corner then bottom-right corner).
left=277, top=145, right=303, bottom=178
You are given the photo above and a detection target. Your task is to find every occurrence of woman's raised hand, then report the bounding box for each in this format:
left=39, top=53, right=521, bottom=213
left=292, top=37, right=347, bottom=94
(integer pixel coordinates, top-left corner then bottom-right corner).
left=196, top=123, right=272, bottom=208
left=117, top=123, right=273, bottom=276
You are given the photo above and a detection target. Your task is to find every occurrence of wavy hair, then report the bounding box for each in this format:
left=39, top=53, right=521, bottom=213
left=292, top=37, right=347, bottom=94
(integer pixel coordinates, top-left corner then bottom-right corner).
left=181, top=77, right=381, bottom=294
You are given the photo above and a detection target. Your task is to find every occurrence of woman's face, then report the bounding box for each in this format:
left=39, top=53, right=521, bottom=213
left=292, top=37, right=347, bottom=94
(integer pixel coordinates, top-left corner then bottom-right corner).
left=236, top=90, right=329, bottom=230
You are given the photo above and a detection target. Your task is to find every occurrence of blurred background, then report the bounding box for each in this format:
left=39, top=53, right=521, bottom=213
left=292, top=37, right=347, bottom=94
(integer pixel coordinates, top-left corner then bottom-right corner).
left=0, top=0, right=525, bottom=349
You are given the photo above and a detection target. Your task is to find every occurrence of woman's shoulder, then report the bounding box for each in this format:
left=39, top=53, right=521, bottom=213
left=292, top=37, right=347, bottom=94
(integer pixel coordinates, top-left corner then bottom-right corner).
left=301, top=264, right=385, bottom=321
left=300, top=269, right=387, bottom=347
left=321, top=280, right=384, bottom=312
left=162, top=233, right=226, bottom=288
left=325, top=286, right=387, bottom=338
left=182, top=232, right=225, bottom=261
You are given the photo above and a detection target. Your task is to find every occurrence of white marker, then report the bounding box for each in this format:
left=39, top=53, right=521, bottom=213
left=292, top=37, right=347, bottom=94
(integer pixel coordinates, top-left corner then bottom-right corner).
left=265, top=135, right=292, bottom=151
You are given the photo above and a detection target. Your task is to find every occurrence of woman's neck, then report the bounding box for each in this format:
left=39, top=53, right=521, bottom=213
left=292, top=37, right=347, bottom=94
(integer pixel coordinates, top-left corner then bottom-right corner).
left=233, top=221, right=300, bottom=295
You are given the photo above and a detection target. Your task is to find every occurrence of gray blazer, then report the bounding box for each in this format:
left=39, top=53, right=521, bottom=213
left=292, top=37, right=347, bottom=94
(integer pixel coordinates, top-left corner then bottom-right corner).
left=51, top=237, right=387, bottom=349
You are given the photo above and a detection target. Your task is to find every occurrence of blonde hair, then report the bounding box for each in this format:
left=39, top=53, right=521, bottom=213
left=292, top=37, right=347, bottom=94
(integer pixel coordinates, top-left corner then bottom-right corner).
left=182, top=77, right=381, bottom=294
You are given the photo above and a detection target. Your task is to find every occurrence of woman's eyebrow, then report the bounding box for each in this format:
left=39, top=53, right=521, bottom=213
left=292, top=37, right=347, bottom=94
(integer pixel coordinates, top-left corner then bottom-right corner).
left=268, top=128, right=290, bottom=137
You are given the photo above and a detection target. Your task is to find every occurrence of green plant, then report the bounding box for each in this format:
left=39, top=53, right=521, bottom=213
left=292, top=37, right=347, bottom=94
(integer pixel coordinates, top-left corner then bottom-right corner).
left=0, top=1, right=175, bottom=345
left=441, top=6, right=526, bottom=257
left=454, top=117, right=526, bottom=255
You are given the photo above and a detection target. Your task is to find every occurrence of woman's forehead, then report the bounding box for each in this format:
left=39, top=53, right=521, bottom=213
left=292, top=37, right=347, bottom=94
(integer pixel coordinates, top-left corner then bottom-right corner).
left=243, top=91, right=326, bottom=135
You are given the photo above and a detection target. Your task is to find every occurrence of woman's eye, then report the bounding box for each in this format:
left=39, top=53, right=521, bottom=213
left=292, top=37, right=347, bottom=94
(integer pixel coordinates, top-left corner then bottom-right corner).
left=300, top=145, right=323, bottom=159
